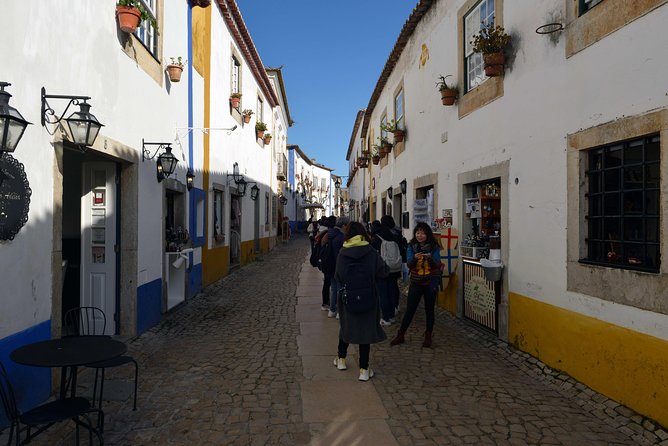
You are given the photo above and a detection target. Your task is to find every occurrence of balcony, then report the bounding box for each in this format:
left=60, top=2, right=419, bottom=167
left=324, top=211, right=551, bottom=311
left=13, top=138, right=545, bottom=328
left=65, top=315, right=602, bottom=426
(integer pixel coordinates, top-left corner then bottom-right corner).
left=277, top=154, right=287, bottom=181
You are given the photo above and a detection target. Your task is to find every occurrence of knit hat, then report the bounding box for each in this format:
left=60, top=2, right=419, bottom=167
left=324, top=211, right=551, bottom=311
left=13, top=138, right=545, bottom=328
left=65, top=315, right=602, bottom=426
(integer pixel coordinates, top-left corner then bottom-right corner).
left=335, top=216, right=350, bottom=227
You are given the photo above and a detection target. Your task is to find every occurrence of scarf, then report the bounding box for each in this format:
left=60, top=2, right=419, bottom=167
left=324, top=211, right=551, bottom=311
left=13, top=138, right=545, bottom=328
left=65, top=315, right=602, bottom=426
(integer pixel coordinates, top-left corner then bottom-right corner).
left=343, top=235, right=369, bottom=248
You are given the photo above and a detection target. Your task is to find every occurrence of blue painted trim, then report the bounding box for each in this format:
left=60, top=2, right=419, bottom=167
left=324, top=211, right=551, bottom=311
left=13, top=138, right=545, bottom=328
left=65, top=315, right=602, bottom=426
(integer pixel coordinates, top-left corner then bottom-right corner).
left=187, top=5, right=194, bottom=171
left=188, top=262, right=202, bottom=299
left=189, top=188, right=205, bottom=247
left=137, top=278, right=162, bottom=335
left=0, top=320, right=51, bottom=429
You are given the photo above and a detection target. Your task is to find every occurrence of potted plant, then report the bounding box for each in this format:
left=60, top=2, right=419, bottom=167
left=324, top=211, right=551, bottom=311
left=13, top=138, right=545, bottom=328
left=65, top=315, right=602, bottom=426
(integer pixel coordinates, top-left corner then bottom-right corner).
left=379, top=136, right=393, bottom=154
left=381, top=119, right=405, bottom=143
left=241, top=109, right=254, bottom=124
left=255, top=121, right=267, bottom=139
left=116, top=0, right=158, bottom=34
left=230, top=92, right=242, bottom=109
left=470, top=22, right=512, bottom=77
left=436, top=75, right=458, bottom=106
left=166, top=57, right=184, bottom=83
left=263, top=133, right=272, bottom=145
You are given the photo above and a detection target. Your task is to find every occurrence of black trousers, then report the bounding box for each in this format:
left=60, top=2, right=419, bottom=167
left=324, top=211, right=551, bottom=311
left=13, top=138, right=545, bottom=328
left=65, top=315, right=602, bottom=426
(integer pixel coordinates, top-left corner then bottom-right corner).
left=322, top=272, right=331, bottom=306
left=338, top=337, right=370, bottom=369
left=399, top=280, right=438, bottom=333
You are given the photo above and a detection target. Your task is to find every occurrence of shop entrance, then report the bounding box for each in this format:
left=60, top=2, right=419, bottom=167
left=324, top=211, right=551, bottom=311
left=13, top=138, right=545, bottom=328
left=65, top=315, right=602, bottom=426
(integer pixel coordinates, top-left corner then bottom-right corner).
left=229, top=193, right=242, bottom=267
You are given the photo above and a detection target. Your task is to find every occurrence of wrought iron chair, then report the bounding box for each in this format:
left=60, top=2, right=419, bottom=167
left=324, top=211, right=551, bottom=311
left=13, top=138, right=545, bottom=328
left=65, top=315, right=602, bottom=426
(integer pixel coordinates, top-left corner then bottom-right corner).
left=63, top=307, right=139, bottom=411
left=0, top=361, right=104, bottom=445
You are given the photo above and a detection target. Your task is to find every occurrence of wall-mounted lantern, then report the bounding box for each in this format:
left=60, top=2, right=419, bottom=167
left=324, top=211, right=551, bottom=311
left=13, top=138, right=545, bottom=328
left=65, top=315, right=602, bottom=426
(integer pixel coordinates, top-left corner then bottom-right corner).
left=334, top=178, right=341, bottom=189
left=186, top=169, right=195, bottom=191
left=41, top=87, right=103, bottom=151
left=0, top=82, right=31, bottom=155
left=387, top=186, right=393, bottom=200
left=237, top=178, right=247, bottom=196
left=142, top=139, right=178, bottom=182
left=250, top=183, right=260, bottom=201
left=400, top=179, right=407, bottom=195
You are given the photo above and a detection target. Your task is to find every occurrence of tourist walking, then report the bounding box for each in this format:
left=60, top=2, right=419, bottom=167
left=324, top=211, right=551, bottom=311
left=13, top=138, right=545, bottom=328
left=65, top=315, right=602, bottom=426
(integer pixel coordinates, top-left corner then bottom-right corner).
left=333, top=222, right=389, bottom=381
left=315, top=216, right=336, bottom=310
left=326, top=216, right=350, bottom=318
left=390, top=222, right=442, bottom=348
left=370, top=217, right=404, bottom=326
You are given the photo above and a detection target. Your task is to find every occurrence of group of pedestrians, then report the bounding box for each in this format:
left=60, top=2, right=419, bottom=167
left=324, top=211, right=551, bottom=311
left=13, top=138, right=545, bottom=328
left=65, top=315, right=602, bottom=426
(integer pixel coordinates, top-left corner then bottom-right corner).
left=309, top=215, right=442, bottom=381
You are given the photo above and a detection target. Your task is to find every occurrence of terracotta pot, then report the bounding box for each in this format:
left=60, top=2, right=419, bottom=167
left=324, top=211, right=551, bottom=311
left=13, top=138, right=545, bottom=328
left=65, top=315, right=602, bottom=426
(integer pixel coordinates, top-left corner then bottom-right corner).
left=256, top=130, right=265, bottom=139
left=243, top=115, right=251, bottom=124
left=383, top=143, right=393, bottom=154
left=230, top=97, right=241, bottom=108
left=166, top=64, right=183, bottom=82
left=393, top=130, right=404, bottom=143
left=372, top=156, right=381, bottom=165
left=116, top=5, right=141, bottom=33
left=263, top=136, right=272, bottom=145
left=440, top=88, right=457, bottom=106
left=483, top=53, right=505, bottom=77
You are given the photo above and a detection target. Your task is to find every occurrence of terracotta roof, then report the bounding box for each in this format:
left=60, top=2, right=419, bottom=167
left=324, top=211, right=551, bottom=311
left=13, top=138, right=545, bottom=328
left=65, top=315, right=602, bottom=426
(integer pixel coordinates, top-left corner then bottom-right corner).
left=361, top=0, right=435, bottom=139
left=345, top=109, right=366, bottom=161
left=266, top=67, right=294, bottom=126
left=216, top=0, right=279, bottom=108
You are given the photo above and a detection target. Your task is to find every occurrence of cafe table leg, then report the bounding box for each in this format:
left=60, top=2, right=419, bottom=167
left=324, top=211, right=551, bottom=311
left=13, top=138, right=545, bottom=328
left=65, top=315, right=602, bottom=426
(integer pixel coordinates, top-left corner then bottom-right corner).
left=59, top=366, right=68, bottom=399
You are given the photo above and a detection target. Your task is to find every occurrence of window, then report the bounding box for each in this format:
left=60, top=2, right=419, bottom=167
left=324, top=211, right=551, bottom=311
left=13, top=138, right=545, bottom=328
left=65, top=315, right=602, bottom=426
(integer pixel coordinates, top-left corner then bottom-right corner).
left=464, top=0, right=495, bottom=91
left=231, top=57, right=241, bottom=95
left=257, top=97, right=264, bottom=125
left=213, top=189, right=224, bottom=244
left=265, top=193, right=270, bottom=225
left=582, top=135, right=660, bottom=272
left=579, top=0, right=605, bottom=15
left=135, top=0, right=159, bottom=57
left=380, top=114, right=388, bottom=141
left=394, top=89, right=404, bottom=130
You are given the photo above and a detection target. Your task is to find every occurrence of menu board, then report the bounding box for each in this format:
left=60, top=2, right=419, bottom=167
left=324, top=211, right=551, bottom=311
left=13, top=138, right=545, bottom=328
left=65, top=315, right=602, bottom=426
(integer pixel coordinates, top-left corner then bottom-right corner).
left=0, top=154, right=31, bottom=241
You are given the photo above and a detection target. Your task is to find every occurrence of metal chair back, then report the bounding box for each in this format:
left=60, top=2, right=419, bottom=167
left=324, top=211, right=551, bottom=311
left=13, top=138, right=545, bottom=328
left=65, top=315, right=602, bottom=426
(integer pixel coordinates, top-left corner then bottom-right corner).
left=64, top=306, right=107, bottom=336
left=0, top=361, right=21, bottom=443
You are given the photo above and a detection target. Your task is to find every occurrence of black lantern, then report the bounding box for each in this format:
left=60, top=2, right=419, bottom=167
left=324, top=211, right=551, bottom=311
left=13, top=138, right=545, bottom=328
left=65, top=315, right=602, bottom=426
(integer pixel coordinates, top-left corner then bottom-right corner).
left=400, top=179, right=407, bottom=194
left=41, top=87, right=103, bottom=151
left=237, top=178, right=247, bottom=196
left=232, top=162, right=244, bottom=184
left=250, top=183, right=260, bottom=201
left=387, top=186, right=393, bottom=199
left=334, top=177, right=341, bottom=189
left=142, top=140, right=179, bottom=182
left=279, top=194, right=288, bottom=205
left=186, top=169, right=195, bottom=190
left=0, top=82, right=31, bottom=154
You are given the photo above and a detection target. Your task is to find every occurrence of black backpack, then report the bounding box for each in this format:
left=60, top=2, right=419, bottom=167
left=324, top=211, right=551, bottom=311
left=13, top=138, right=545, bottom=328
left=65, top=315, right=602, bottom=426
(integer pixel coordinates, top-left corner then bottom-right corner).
left=317, top=241, right=334, bottom=273
left=339, top=258, right=376, bottom=313
left=309, top=240, right=320, bottom=268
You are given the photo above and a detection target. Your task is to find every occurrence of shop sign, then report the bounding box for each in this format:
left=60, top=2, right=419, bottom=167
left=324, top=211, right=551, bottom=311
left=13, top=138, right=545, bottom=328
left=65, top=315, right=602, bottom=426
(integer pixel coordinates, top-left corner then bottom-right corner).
left=0, top=154, right=31, bottom=241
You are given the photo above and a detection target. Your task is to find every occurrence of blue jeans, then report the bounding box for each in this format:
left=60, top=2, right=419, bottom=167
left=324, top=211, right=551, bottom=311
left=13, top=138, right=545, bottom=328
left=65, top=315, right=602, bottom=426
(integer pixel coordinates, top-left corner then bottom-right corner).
left=330, top=278, right=340, bottom=313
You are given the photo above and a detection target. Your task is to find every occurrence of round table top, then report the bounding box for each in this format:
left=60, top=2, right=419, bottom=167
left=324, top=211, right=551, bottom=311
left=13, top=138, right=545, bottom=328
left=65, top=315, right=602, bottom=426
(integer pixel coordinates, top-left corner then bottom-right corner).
left=10, top=336, right=127, bottom=368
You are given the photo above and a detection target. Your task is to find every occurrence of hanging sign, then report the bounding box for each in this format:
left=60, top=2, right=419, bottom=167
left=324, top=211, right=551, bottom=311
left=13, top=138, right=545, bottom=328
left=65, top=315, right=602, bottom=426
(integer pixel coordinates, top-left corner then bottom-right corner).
left=0, top=154, right=32, bottom=241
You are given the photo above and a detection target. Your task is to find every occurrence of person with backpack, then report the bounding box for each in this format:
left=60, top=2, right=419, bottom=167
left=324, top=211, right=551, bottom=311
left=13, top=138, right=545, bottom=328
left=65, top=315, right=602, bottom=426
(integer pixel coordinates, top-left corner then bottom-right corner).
left=326, top=216, right=350, bottom=318
left=390, top=222, right=442, bottom=348
left=315, top=216, right=337, bottom=311
left=333, top=221, right=389, bottom=381
left=382, top=215, right=407, bottom=316
left=371, top=218, right=404, bottom=326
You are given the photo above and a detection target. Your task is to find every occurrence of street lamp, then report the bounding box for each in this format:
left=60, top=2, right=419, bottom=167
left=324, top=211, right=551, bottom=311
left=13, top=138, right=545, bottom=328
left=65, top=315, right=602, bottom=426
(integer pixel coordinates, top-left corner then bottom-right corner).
left=142, top=140, right=179, bottom=182
left=250, top=183, right=260, bottom=201
left=387, top=186, right=393, bottom=199
left=400, top=179, right=407, bottom=194
left=0, top=82, right=31, bottom=155
left=186, top=169, right=195, bottom=191
left=41, top=87, right=103, bottom=151
left=334, top=177, right=341, bottom=189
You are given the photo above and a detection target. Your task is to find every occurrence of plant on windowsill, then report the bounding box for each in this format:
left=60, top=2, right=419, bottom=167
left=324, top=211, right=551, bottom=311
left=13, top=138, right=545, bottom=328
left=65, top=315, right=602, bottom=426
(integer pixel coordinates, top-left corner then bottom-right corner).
left=380, top=119, right=405, bottom=143
left=116, top=0, right=158, bottom=34
left=377, top=136, right=393, bottom=155
left=371, top=147, right=381, bottom=165
left=436, top=75, right=458, bottom=106
left=255, top=121, right=267, bottom=139
left=241, top=109, right=254, bottom=124
left=263, top=133, right=272, bottom=145
left=470, top=22, right=512, bottom=77
left=230, top=92, right=242, bottom=109
left=166, top=57, right=185, bottom=83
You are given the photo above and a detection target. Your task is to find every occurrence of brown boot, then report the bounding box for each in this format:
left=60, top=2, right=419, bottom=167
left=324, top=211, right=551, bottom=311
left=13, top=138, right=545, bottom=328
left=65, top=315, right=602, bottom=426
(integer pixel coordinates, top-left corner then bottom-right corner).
left=390, top=329, right=405, bottom=346
left=422, top=331, right=432, bottom=348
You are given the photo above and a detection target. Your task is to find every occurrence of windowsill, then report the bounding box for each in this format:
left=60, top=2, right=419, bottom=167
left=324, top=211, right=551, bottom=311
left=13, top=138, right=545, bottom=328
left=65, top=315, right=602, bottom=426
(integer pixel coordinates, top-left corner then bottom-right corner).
left=458, top=76, right=504, bottom=119
left=578, top=258, right=659, bottom=275
left=231, top=106, right=242, bottom=125
left=394, top=141, right=405, bottom=157
left=121, top=33, right=164, bottom=86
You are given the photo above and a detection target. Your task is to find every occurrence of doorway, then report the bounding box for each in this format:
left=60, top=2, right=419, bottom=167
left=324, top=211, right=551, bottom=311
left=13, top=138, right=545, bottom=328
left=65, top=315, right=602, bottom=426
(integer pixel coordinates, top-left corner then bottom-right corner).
left=230, top=193, right=242, bottom=267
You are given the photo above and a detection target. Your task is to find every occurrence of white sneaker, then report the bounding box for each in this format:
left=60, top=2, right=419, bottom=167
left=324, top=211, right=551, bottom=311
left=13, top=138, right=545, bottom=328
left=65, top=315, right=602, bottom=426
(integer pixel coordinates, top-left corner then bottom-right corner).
left=327, top=310, right=336, bottom=318
left=389, top=317, right=396, bottom=323
left=336, top=313, right=340, bottom=320
left=395, top=306, right=400, bottom=315
left=358, top=368, right=374, bottom=381
left=333, top=357, right=347, bottom=370
left=321, top=305, right=329, bottom=311
left=380, top=319, right=392, bottom=327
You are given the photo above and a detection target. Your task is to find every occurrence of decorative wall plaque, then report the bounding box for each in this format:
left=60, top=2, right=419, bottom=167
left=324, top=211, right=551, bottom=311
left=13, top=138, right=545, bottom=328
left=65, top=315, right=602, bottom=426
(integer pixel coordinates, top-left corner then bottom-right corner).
left=0, top=154, right=31, bottom=241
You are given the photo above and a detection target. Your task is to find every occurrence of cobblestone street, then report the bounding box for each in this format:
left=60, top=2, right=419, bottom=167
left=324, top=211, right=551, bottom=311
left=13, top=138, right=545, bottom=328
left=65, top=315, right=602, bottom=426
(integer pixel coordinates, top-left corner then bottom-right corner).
left=5, top=235, right=666, bottom=445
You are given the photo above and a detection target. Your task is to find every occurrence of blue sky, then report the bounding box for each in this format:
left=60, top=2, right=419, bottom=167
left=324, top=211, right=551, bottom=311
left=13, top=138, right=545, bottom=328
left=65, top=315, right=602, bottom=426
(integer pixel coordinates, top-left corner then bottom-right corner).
left=236, top=0, right=419, bottom=177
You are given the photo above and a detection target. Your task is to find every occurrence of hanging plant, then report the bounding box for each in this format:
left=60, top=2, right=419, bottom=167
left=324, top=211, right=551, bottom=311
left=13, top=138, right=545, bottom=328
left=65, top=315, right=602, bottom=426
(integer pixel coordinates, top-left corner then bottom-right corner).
left=470, top=22, right=512, bottom=77
left=436, top=75, right=458, bottom=106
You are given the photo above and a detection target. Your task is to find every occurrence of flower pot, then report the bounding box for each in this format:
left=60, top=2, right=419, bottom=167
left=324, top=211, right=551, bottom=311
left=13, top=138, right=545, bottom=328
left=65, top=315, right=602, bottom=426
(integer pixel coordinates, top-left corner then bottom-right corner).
left=243, top=115, right=252, bottom=124
left=372, top=156, right=381, bottom=165
left=440, top=88, right=457, bottom=106
left=393, top=130, right=404, bottom=143
left=263, top=136, right=272, bottom=145
left=483, top=53, right=505, bottom=77
left=116, top=5, right=141, bottom=33
left=166, top=64, right=183, bottom=82
left=383, top=143, right=393, bottom=154
left=256, top=130, right=265, bottom=139
left=230, top=97, right=241, bottom=108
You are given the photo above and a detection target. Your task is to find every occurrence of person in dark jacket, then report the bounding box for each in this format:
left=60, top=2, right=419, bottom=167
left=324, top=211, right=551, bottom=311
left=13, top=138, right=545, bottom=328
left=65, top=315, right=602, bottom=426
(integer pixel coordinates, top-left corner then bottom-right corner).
left=333, top=222, right=389, bottom=381
left=371, top=217, right=404, bottom=326
left=315, top=216, right=337, bottom=310
left=390, top=222, right=442, bottom=348
left=327, top=216, right=350, bottom=318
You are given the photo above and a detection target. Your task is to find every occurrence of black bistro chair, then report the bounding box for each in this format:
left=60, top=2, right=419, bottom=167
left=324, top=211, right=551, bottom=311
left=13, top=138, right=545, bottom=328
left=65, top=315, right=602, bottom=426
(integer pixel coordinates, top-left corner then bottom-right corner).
left=63, top=307, right=139, bottom=411
left=0, top=361, right=104, bottom=445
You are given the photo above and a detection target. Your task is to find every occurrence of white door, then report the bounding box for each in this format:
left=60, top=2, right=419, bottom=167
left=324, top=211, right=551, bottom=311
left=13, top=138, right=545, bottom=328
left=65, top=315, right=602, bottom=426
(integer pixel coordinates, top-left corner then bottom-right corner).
left=80, top=162, right=117, bottom=335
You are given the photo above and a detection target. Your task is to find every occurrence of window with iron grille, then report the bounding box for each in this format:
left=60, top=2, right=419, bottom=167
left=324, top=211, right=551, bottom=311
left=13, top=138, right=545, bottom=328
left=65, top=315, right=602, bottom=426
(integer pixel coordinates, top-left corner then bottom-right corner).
left=135, top=0, right=159, bottom=57
left=582, top=134, right=660, bottom=272
left=394, top=89, right=404, bottom=130
left=231, top=56, right=241, bottom=95
left=464, top=0, right=495, bottom=92
left=579, top=0, right=605, bottom=15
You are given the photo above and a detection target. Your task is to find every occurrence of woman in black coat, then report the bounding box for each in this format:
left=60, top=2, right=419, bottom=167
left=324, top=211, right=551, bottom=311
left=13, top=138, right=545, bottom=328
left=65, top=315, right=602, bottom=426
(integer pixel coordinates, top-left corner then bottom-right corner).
left=333, top=222, right=389, bottom=381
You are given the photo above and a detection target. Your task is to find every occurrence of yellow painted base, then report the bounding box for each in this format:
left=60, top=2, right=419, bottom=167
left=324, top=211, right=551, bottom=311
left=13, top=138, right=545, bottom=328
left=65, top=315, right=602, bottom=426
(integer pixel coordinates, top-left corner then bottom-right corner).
left=509, top=292, right=668, bottom=428
left=437, top=274, right=458, bottom=314
left=202, top=245, right=229, bottom=287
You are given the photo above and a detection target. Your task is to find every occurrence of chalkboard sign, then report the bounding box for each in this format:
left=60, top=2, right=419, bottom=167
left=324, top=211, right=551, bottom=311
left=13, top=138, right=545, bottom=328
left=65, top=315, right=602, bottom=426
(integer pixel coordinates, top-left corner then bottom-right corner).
left=0, top=154, right=31, bottom=241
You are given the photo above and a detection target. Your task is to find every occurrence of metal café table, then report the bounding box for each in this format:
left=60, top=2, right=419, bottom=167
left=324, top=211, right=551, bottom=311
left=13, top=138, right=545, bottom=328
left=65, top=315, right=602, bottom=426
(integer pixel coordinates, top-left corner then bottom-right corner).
left=10, top=336, right=127, bottom=399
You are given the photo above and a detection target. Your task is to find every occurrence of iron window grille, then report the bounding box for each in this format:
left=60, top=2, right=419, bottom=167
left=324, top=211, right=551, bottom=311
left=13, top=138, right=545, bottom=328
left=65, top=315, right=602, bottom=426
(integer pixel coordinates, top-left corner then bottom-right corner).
left=582, top=134, right=660, bottom=273
left=579, top=0, right=605, bottom=16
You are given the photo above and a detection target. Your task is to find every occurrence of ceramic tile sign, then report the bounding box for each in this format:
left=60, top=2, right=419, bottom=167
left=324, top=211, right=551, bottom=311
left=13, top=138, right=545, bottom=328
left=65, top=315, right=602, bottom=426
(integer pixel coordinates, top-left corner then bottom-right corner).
left=0, top=154, right=31, bottom=241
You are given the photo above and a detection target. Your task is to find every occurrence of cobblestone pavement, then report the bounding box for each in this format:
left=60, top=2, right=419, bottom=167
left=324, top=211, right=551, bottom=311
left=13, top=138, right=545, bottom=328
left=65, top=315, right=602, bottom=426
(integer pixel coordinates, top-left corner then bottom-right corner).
left=3, top=235, right=666, bottom=445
